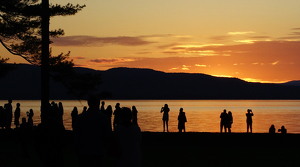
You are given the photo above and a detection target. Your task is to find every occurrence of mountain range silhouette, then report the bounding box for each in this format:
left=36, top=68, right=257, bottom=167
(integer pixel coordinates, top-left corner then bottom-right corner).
left=0, top=64, right=300, bottom=100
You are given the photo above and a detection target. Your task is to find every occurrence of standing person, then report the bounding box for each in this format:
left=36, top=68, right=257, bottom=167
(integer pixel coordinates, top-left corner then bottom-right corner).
left=161, top=104, right=170, bottom=132
left=220, top=109, right=229, bottom=133
left=82, top=106, right=87, bottom=113
left=227, top=111, right=233, bottom=133
left=105, top=105, right=113, bottom=130
left=178, top=108, right=187, bottom=132
left=0, top=106, right=5, bottom=129
left=113, top=107, right=142, bottom=167
left=132, top=106, right=138, bottom=125
left=100, top=101, right=105, bottom=113
left=4, top=99, right=13, bottom=130
left=71, top=106, right=78, bottom=130
left=113, top=103, right=121, bottom=130
left=34, top=116, right=66, bottom=167
left=246, top=109, right=254, bottom=133
left=27, top=109, right=34, bottom=130
left=14, top=103, right=21, bottom=129
left=58, top=102, right=64, bottom=126
left=73, top=96, right=111, bottom=167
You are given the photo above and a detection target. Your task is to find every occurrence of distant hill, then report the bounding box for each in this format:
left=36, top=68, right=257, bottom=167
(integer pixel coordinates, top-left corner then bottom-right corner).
left=281, top=80, right=300, bottom=87
left=0, top=64, right=300, bottom=100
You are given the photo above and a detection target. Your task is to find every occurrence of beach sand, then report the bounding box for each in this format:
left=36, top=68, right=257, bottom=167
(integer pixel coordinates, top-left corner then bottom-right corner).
left=0, top=129, right=299, bottom=167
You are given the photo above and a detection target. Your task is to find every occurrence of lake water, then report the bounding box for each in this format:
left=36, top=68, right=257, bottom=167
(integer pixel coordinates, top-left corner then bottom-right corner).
left=1, top=100, right=300, bottom=133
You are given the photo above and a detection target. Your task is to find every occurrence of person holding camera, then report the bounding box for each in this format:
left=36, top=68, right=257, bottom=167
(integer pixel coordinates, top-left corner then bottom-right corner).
left=246, top=109, right=254, bottom=133
left=161, top=104, right=170, bottom=132
left=278, top=126, right=287, bottom=134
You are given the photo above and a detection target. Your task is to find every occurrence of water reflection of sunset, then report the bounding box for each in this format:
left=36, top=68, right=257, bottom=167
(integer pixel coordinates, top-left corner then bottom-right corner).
left=5, top=100, right=300, bottom=133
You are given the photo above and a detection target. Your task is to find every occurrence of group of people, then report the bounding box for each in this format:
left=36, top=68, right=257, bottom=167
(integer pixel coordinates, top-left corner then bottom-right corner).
left=71, top=101, right=139, bottom=132
left=1, top=98, right=142, bottom=167
left=160, top=104, right=187, bottom=133
left=72, top=97, right=142, bottom=167
left=269, top=124, right=287, bottom=134
left=0, top=99, right=35, bottom=130
left=160, top=104, right=287, bottom=134
left=220, top=108, right=287, bottom=134
left=220, top=109, right=234, bottom=133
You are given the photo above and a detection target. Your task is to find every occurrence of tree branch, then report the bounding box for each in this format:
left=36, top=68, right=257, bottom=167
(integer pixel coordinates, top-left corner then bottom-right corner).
left=0, top=38, right=33, bottom=64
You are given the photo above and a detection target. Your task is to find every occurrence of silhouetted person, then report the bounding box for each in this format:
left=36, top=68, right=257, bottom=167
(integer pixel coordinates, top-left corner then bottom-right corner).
left=132, top=106, right=138, bottom=125
left=0, top=106, right=5, bottom=129
left=34, top=116, right=66, bottom=167
left=220, top=109, right=229, bottom=133
left=58, top=102, right=64, bottom=126
left=178, top=108, right=187, bottom=132
left=246, top=109, right=254, bottom=133
left=82, top=106, right=87, bottom=114
left=269, top=124, right=276, bottom=134
left=74, top=96, right=111, bottom=167
left=105, top=105, right=113, bottom=130
left=71, top=106, right=78, bottom=130
left=227, top=111, right=233, bottom=133
left=27, top=109, right=34, bottom=130
left=50, top=101, right=59, bottom=121
left=100, top=101, right=105, bottom=113
left=278, top=126, right=287, bottom=134
left=20, top=117, right=30, bottom=158
left=114, top=107, right=142, bottom=167
left=14, top=103, right=21, bottom=129
left=161, top=104, right=170, bottom=132
left=113, top=103, right=121, bottom=130
left=4, top=99, right=12, bottom=129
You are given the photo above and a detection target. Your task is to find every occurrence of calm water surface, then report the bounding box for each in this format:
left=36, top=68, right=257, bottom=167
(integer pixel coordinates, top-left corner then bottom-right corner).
left=1, top=100, right=300, bottom=133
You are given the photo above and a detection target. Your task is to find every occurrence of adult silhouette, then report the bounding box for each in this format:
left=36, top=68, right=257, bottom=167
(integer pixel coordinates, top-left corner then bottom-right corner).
left=14, top=103, right=21, bottom=129
left=269, top=124, right=276, bottom=134
left=0, top=106, right=5, bottom=129
left=132, top=106, right=138, bottom=125
left=20, top=117, right=30, bottom=158
left=113, top=107, right=142, bottom=167
left=220, top=109, right=229, bottom=133
left=34, top=116, right=66, bottom=167
left=278, top=126, right=287, bottom=134
left=58, top=102, right=64, bottom=126
left=27, top=109, right=34, bottom=130
left=100, top=101, right=105, bottom=113
left=246, top=109, right=254, bottom=133
left=227, top=111, right=233, bottom=133
left=71, top=106, right=78, bottom=130
left=73, top=96, right=111, bottom=167
left=105, top=105, right=113, bottom=130
left=82, top=106, right=87, bottom=113
left=178, top=108, right=187, bottom=132
left=4, top=99, right=13, bottom=129
left=113, top=103, right=121, bottom=130
left=161, top=104, right=170, bottom=132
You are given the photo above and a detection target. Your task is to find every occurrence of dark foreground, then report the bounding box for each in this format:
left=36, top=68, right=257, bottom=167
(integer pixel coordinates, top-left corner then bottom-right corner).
left=0, top=129, right=300, bottom=167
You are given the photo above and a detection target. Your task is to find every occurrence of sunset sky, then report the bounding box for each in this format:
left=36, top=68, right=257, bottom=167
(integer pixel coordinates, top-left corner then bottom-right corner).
left=2, top=0, right=300, bottom=83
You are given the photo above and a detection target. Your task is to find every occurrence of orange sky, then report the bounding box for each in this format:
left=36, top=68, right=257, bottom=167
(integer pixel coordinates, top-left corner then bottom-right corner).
left=1, top=0, right=300, bottom=83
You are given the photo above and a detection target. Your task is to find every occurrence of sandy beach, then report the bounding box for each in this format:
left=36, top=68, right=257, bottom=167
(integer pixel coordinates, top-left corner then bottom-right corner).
left=0, top=129, right=299, bottom=167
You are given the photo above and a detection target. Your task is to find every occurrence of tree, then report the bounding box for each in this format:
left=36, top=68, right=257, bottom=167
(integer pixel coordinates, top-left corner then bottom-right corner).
left=0, top=0, right=85, bottom=65
left=0, top=1, right=101, bottom=107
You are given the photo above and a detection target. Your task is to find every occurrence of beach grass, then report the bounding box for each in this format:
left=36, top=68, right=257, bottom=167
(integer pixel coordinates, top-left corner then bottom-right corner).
left=0, top=130, right=300, bottom=167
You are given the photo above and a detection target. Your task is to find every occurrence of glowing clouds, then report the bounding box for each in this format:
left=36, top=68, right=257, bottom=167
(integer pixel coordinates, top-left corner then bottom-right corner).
left=90, top=58, right=135, bottom=64
left=228, top=31, right=255, bottom=35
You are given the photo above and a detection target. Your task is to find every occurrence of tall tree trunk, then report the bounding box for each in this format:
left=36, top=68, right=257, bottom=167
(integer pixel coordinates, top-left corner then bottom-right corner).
left=41, top=0, right=49, bottom=123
